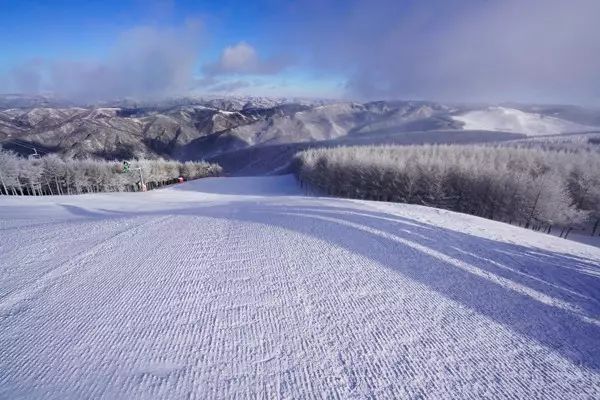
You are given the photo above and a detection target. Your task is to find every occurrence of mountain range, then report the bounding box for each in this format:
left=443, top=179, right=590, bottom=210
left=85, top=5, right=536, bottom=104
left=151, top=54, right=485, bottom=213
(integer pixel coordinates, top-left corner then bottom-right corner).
left=1, top=95, right=599, bottom=174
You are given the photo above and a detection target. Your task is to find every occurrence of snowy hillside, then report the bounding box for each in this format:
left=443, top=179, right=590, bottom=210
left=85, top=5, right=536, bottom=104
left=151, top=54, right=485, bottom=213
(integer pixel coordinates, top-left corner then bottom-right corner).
left=1, top=176, right=600, bottom=398
left=453, top=107, right=595, bottom=136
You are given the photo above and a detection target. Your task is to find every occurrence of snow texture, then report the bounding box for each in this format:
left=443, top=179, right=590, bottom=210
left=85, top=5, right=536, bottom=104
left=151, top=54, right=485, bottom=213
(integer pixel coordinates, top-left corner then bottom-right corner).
left=1, top=175, right=599, bottom=399
left=453, top=107, right=594, bottom=136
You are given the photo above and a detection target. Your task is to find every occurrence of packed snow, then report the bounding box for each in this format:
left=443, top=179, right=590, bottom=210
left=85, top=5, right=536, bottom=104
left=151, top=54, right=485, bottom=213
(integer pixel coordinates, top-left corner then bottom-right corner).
left=453, top=107, right=594, bottom=136
left=1, top=175, right=599, bottom=399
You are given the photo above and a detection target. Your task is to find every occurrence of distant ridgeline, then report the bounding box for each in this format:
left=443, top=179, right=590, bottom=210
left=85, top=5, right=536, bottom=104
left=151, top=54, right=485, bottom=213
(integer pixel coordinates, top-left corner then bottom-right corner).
left=293, top=144, right=600, bottom=238
left=0, top=147, right=222, bottom=195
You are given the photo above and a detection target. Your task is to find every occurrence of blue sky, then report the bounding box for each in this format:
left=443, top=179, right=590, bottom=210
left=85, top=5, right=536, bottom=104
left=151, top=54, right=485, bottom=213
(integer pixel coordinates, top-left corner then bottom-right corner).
left=0, top=0, right=345, bottom=98
left=1, top=0, right=599, bottom=104
left=1, top=1, right=264, bottom=60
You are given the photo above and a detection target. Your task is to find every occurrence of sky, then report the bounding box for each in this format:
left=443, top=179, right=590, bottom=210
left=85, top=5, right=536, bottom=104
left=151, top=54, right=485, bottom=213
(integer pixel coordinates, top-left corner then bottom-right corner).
left=0, top=0, right=599, bottom=105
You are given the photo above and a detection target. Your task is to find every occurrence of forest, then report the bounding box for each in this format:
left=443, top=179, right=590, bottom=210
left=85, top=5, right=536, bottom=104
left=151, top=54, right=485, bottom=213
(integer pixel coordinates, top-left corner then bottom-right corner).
left=0, top=146, right=222, bottom=196
left=293, top=144, right=600, bottom=238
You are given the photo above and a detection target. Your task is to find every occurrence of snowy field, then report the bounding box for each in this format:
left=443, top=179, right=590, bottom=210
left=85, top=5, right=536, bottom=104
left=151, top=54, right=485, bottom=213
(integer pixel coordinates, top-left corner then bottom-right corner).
left=1, top=175, right=599, bottom=399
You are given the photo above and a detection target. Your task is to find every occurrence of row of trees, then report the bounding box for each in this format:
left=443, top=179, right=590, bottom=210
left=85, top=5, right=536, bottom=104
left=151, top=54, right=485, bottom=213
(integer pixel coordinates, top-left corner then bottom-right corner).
left=0, top=147, right=222, bottom=196
left=293, top=144, right=600, bottom=237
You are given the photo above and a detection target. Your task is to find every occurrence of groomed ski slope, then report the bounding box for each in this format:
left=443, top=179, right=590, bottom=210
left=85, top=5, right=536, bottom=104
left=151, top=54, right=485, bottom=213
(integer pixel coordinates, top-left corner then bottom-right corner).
left=1, top=175, right=599, bottom=399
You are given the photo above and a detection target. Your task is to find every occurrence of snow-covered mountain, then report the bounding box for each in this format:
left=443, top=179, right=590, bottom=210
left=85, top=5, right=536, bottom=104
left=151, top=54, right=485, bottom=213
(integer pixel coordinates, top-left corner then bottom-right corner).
left=452, top=107, right=596, bottom=136
left=1, top=96, right=598, bottom=165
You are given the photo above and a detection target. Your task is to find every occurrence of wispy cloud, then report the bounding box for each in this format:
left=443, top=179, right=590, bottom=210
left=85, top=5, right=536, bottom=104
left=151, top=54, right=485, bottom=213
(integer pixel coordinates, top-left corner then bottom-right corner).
left=3, top=20, right=203, bottom=101
left=203, top=79, right=252, bottom=94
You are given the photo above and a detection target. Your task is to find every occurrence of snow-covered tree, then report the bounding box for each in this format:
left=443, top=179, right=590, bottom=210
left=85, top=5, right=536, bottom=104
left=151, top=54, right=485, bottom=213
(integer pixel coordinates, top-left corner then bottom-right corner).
left=293, top=144, right=599, bottom=234
left=0, top=146, right=222, bottom=196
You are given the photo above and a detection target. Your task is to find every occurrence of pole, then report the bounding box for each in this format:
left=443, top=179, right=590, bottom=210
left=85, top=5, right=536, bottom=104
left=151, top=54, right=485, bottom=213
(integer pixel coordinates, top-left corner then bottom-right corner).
left=135, top=167, right=146, bottom=191
left=137, top=167, right=144, bottom=186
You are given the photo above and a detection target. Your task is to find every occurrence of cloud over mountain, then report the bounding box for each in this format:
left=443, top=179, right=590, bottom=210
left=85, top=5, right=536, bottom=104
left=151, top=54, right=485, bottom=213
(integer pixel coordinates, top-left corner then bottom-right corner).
left=291, top=0, right=600, bottom=104
left=4, top=21, right=203, bottom=102
left=204, top=42, right=288, bottom=76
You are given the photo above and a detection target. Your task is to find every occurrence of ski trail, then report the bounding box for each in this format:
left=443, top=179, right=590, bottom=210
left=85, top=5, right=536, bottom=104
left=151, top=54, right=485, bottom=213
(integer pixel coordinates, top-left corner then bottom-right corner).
left=277, top=211, right=600, bottom=327
left=0, top=216, right=171, bottom=315
left=1, top=175, right=600, bottom=399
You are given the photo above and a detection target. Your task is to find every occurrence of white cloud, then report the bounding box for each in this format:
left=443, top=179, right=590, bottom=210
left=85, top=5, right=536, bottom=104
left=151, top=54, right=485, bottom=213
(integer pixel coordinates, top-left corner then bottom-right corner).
left=220, top=42, right=260, bottom=73
left=205, top=42, right=288, bottom=76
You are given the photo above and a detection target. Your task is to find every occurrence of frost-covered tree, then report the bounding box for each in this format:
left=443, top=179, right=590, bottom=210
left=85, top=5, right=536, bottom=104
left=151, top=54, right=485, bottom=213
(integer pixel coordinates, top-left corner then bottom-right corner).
left=294, top=144, right=600, bottom=234
left=0, top=146, right=22, bottom=195
left=0, top=146, right=222, bottom=196
left=566, top=165, right=600, bottom=235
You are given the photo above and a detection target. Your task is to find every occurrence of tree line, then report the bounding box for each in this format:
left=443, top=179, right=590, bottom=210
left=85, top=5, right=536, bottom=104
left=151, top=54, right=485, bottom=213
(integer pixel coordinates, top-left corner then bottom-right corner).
left=0, top=147, right=222, bottom=196
left=293, top=144, right=600, bottom=238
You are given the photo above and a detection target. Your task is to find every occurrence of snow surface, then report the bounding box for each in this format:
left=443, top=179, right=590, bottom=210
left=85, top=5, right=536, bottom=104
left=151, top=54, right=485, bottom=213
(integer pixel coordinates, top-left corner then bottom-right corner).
left=453, top=107, right=594, bottom=136
left=1, top=175, right=600, bottom=399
